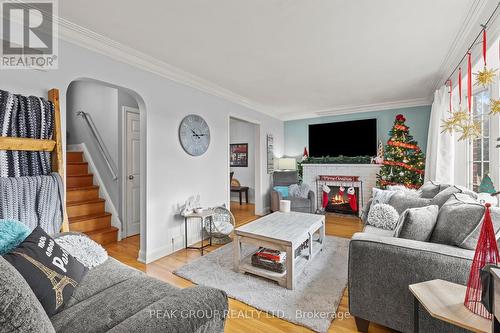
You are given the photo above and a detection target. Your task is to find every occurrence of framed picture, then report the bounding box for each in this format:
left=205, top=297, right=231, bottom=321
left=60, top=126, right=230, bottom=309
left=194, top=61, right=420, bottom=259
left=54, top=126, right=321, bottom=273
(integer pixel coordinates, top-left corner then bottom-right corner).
left=230, top=143, right=248, bottom=167
left=267, top=134, right=274, bottom=174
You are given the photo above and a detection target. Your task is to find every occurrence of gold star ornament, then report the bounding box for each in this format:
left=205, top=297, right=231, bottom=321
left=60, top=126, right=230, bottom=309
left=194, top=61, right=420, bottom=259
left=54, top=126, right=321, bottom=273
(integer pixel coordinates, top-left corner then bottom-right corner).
left=440, top=110, right=469, bottom=134
left=490, top=99, right=500, bottom=115
left=457, top=119, right=481, bottom=141
left=474, top=67, right=497, bottom=87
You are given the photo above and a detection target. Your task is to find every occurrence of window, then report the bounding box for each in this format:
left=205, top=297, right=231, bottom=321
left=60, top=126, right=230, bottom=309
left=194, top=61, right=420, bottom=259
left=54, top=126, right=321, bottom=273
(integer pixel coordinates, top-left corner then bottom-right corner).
left=470, top=89, right=490, bottom=191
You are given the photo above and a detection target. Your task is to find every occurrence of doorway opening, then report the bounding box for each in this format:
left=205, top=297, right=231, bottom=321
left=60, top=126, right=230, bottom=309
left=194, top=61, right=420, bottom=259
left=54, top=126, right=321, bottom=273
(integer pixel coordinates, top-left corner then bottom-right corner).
left=229, top=117, right=260, bottom=219
left=66, top=79, right=145, bottom=256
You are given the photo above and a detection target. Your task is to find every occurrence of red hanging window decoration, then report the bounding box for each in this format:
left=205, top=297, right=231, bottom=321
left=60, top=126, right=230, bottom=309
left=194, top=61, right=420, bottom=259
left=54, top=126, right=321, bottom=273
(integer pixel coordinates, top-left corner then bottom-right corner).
left=458, top=67, right=462, bottom=106
left=467, top=52, right=472, bottom=113
left=448, top=79, right=452, bottom=113
left=464, top=203, right=500, bottom=319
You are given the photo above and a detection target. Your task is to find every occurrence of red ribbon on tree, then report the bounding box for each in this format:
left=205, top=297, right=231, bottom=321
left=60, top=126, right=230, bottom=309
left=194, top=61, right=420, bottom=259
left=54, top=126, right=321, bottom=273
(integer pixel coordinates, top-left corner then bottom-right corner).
left=387, top=140, right=420, bottom=151
left=458, top=67, right=462, bottom=106
left=467, top=52, right=472, bottom=113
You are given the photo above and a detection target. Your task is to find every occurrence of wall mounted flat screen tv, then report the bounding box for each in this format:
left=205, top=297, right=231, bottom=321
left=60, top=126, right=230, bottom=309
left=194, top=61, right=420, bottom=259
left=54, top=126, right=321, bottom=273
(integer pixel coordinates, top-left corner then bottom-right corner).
left=308, top=119, right=377, bottom=157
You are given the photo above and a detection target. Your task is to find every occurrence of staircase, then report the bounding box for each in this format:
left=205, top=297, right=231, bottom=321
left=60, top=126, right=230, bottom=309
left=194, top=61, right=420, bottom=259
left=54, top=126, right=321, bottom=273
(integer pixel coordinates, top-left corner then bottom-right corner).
left=66, top=151, right=118, bottom=245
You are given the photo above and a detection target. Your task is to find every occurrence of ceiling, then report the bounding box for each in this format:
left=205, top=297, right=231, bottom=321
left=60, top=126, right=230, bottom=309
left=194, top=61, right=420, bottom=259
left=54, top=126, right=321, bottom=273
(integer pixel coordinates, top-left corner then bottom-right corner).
left=58, top=0, right=486, bottom=120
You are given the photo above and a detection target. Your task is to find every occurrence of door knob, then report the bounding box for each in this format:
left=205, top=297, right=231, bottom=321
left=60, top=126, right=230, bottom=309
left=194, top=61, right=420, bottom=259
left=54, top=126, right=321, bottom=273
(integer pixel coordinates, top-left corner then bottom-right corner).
left=128, top=175, right=134, bottom=180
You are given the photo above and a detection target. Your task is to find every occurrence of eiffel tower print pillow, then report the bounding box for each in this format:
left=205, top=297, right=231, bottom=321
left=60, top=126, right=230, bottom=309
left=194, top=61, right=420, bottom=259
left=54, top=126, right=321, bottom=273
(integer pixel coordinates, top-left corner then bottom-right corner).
left=3, top=226, right=88, bottom=316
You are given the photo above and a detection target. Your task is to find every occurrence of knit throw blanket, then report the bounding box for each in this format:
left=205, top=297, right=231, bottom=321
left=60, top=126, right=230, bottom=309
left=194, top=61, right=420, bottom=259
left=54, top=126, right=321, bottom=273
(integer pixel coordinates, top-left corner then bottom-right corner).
left=0, top=89, right=55, bottom=177
left=0, top=173, right=64, bottom=235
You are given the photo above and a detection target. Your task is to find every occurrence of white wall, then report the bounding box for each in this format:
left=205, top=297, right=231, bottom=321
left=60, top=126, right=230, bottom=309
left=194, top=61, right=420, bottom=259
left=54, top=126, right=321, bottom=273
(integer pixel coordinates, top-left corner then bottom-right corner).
left=230, top=118, right=256, bottom=203
left=0, top=39, right=284, bottom=263
left=67, top=81, right=120, bottom=208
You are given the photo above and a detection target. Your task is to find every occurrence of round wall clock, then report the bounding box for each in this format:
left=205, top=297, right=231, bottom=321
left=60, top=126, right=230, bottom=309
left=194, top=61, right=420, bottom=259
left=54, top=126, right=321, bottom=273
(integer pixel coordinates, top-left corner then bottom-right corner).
left=179, top=114, right=211, bottom=156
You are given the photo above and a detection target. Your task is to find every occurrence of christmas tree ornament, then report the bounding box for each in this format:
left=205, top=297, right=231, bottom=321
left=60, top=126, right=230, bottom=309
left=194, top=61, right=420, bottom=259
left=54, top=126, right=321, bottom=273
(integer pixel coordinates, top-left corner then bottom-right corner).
left=347, top=187, right=357, bottom=212
left=464, top=203, right=500, bottom=318
left=441, top=109, right=469, bottom=134
left=475, top=29, right=496, bottom=88
left=475, top=67, right=496, bottom=87
left=399, top=171, right=405, bottom=176
left=490, top=99, right=500, bottom=115
left=457, top=119, right=481, bottom=141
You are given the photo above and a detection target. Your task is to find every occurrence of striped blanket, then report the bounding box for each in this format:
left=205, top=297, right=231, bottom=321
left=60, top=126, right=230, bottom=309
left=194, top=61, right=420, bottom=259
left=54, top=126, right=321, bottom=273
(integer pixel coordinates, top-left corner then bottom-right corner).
left=0, top=173, right=64, bottom=235
left=0, top=89, right=55, bottom=177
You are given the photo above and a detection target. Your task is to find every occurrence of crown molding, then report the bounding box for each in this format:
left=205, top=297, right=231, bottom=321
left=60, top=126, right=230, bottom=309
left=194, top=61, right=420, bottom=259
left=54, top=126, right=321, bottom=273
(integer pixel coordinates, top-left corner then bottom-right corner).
left=431, top=0, right=495, bottom=92
left=55, top=18, right=279, bottom=119
left=279, top=97, right=432, bottom=121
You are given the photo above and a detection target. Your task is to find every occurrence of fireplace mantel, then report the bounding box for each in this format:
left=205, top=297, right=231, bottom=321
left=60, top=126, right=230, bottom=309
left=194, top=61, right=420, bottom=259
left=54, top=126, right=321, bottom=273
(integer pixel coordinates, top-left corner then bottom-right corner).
left=302, top=163, right=381, bottom=212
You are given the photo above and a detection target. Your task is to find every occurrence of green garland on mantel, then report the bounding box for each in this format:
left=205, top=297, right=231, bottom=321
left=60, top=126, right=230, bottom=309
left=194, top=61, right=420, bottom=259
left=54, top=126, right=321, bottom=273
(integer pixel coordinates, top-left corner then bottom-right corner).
left=297, top=155, right=373, bottom=181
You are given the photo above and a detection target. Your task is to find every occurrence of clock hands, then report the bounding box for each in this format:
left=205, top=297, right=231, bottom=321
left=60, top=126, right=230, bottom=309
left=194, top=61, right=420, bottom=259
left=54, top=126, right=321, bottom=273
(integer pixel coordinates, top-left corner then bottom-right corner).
left=191, top=129, right=207, bottom=139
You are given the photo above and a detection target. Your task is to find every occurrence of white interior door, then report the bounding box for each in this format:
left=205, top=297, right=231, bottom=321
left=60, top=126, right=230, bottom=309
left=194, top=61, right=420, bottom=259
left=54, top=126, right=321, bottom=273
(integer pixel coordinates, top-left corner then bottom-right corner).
left=125, top=109, right=141, bottom=237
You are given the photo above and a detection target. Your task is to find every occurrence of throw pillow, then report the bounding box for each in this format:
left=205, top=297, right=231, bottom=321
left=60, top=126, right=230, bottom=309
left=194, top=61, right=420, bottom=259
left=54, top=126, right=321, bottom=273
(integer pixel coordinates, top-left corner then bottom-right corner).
left=0, top=219, right=31, bottom=255
left=3, top=226, right=88, bottom=316
left=418, top=181, right=442, bottom=198
left=54, top=234, right=108, bottom=269
left=366, top=203, right=400, bottom=230
left=387, top=192, right=432, bottom=214
left=393, top=205, right=439, bottom=241
left=273, top=186, right=289, bottom=198
left=289, top=184, right=310, bottom=198
left=430, top=185, right=478, bottom=208
left=430, top=193, right=500, bottom=249
left=0, top=256, right=55, bottom=333
left=371, top=188, right=398, bottom=205
left=386, top=185, right=420, bottom=197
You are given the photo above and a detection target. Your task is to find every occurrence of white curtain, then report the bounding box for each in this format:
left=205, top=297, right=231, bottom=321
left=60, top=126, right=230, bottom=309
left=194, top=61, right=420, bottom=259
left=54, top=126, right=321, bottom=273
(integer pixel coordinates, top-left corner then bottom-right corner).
left=425, top=86, right=455, bottom=183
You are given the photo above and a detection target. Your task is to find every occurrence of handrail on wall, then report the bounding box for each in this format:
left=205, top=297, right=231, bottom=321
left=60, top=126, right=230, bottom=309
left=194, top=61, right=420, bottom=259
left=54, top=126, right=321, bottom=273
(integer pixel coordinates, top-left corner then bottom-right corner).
left=76, top=111, right=118, bottom=180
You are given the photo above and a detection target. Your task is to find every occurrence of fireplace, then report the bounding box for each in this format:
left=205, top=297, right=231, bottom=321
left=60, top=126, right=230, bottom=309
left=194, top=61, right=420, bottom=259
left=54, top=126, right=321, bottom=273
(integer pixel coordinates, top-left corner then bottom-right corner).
left=325, top=185, right=360, bottom=215
left=316, top=175, right=363, bottom=216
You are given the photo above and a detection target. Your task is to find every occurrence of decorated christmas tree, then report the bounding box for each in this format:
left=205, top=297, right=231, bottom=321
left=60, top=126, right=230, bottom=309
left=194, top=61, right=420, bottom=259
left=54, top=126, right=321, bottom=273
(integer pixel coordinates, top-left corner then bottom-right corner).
left=376, top=114, right=425, bottom=189
left=479, top=174, right=496, bottom=194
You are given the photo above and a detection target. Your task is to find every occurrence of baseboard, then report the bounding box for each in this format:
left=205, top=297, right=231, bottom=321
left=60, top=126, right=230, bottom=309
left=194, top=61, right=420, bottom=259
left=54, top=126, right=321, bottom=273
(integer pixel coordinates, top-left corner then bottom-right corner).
left=70, top=143, right=123, bottom=241
left=144, top=244, right=172, bottom=264
left=137, top=248, right=147, bottom=263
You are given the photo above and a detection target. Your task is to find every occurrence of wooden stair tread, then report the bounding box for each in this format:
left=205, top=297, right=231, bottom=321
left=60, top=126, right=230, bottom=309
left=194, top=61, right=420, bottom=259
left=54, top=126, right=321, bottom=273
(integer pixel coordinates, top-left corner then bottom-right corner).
left=67, top=185, right=99, bottom=192
left=67, top=198, right=105, bottom=207
left=69, top=212, right=112, bottom=223
left=67, top=161, right=88, bottom=165
left=86, top=226, right=118, bottom=236
left=67, top=173, right=93, bottom=178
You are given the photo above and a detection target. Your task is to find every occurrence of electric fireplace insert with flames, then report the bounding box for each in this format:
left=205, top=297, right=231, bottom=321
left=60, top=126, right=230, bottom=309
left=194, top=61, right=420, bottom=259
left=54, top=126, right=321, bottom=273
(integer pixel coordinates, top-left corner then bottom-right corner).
left=325, top=185, right=360, bottom=216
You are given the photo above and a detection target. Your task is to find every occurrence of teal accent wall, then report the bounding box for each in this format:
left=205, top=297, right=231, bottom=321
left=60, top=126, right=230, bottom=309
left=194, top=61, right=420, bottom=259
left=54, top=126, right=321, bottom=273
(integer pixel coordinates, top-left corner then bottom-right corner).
left=284, top=105, right=432, bottom=157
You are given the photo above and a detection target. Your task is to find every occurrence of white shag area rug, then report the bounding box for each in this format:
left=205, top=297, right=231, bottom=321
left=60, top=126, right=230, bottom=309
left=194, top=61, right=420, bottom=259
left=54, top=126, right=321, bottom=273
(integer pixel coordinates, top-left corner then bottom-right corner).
left=174, top=236, right=349, bottom=333
left=55, top=235, right=108, bottom=268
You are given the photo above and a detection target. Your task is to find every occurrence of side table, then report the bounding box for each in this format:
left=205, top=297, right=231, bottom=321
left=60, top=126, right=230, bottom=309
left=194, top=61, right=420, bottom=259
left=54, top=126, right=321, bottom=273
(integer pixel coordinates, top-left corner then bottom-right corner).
left=409, top=279, right=491, bottom=333
left=184, top=210, right=215, bottom=256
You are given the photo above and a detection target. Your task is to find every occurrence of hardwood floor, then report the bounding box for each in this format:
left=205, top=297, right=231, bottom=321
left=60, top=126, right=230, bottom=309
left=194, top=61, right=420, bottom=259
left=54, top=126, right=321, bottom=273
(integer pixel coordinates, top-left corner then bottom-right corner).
left=104, top=203, right=393, bottom=333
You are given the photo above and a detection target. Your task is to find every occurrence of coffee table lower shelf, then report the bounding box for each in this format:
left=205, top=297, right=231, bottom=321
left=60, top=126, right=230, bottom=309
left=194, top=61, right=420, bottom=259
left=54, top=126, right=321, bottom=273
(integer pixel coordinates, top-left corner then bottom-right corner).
left=237, top=239, right=323, bottom=288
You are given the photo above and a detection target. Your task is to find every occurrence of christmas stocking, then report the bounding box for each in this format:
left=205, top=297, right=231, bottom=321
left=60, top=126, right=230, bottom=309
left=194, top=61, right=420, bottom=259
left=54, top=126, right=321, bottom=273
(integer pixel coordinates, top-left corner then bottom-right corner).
left=322, top=184, right=330, bottom=209
left=347, top=187, right=358, bottom=212
left=338, top=186, right=345, bottom=197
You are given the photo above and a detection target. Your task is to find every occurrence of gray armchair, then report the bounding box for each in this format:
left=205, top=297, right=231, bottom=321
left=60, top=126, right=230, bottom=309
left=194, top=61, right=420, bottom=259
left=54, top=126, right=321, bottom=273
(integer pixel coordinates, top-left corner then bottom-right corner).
left=270, top=171, right=315, bottom=213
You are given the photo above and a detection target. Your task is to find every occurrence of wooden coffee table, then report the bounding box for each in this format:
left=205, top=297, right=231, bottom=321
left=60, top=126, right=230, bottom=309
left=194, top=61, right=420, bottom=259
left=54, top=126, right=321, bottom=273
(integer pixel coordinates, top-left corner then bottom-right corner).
left=233, top=211, right=325, bottom=290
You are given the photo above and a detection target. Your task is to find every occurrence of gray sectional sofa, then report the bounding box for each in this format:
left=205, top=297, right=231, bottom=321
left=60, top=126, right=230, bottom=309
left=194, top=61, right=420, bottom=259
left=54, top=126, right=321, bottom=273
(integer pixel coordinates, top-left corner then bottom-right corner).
left=348, top=183, right=490, bottom=333
left=1, top=254, right=228, bottom=333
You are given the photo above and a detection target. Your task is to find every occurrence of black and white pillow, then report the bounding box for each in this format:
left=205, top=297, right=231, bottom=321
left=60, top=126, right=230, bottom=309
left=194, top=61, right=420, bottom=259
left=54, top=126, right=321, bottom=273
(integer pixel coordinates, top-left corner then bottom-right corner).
left=3, top=226, right=87, bottom=316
